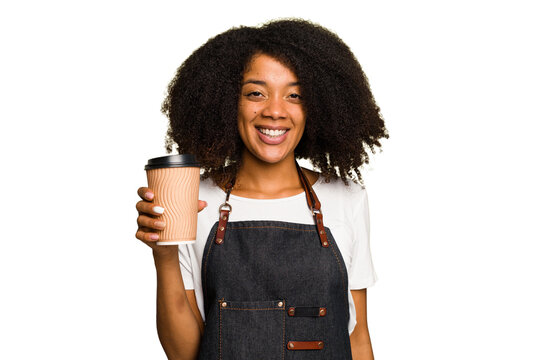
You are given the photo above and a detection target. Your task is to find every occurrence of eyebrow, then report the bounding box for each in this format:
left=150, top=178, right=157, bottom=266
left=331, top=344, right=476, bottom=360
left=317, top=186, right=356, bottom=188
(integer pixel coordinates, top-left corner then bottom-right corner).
left=242, top=79, right=300, bottom=86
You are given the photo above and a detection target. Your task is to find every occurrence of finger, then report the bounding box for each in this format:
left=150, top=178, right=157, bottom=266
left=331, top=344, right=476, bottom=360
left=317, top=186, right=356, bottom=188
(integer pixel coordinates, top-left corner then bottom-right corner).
left=137, top=187, right=154, bottom=201
left=137, top=214, right=166, bottom=230
left=136, top=200, right=165, bottom=215
left=135, top=229, right=159, bottom=242
left=198, top=200, right=208, bottom=212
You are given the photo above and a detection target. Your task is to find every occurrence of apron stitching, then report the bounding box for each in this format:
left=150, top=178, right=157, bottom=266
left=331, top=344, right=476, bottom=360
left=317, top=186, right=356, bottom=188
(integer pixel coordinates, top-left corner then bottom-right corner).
left=328, top=238, right=349, bottom=305
left=229, top=225, right=317, bottom=232
left=222, top=307, right=284, bottom=311
left=282, top=308, right=285, bottom=360
left=219, top=301, right=222, bottom=360
left=203, top=225, right=218, bottom=303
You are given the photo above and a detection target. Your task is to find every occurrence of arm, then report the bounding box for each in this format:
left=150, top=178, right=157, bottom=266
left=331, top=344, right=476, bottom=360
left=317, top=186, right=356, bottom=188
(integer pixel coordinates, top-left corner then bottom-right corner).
left=350, top=289, right=374, bottom=360
left=154, top=249, right=204, bottom=360
left=136, top=187, right=206, bottom=360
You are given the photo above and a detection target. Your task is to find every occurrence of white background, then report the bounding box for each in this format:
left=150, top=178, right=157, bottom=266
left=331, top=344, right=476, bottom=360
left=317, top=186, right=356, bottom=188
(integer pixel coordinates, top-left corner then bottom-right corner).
left=1, top=0, right=539, bottom=359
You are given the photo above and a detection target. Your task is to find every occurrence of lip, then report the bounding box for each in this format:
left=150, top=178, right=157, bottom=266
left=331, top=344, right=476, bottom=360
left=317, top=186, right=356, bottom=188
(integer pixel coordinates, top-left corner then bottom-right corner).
left=255, top=125, right=290, bottom=131
left=256, top=127, right=290, bottom=145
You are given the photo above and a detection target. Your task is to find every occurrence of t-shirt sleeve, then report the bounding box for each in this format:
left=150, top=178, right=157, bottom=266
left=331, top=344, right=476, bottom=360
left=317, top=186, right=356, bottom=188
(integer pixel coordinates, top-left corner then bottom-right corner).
left=178, top=244, right=195, bottom=290
left=348, top=187, right=378, bottom=289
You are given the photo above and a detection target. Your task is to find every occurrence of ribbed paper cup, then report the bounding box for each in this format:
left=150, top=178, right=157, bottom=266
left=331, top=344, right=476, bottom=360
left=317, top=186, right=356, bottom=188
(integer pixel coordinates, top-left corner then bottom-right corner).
left=145, top=154, right=200, bottom=245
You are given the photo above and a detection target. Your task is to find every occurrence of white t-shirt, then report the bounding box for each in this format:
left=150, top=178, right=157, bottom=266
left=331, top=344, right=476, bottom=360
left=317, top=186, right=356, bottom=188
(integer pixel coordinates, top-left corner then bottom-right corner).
left=178, top=175, right=377, bottom=335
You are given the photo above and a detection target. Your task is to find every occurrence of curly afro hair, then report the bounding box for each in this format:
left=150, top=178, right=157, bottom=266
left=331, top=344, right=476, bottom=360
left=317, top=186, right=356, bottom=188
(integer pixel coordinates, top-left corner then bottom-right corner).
left=162, top=19, right=388, bottom=185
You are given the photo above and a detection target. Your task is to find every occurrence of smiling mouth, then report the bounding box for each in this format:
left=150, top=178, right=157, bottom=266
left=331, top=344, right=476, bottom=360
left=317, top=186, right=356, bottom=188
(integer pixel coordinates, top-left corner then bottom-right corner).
left=256, top=127, right=289, bottom=138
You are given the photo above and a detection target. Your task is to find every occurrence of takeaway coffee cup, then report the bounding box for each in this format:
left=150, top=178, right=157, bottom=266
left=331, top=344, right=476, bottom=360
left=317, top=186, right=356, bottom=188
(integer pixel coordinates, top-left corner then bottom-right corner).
left=145, top=154, right=200, bottom=245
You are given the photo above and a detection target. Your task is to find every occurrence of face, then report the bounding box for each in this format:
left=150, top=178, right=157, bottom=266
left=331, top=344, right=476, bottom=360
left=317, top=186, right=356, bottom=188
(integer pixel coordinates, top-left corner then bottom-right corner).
left=237, top=53, right=306, bottom=165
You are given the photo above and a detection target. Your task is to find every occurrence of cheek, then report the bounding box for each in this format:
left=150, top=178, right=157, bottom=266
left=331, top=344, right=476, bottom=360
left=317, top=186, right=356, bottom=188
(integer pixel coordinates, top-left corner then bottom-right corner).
left=297, top=121, right=307, bottom=140
left=296, top=113, right=306, bottom=132
left=237, top=117, right=250, bottom=144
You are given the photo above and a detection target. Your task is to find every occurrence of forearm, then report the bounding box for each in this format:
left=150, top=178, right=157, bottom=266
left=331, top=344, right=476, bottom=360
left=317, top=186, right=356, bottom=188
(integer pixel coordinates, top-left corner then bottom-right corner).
left=154, top=249, right=201, bottom=360
left=350, top=330, right=374, bottom=360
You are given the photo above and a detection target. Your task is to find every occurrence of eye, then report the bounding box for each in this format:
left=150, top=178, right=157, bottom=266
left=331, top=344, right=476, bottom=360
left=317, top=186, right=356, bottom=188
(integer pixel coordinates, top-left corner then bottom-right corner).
left=288, top=93, right=302, bottom=103
left=244, top=90, right=266, bottom=102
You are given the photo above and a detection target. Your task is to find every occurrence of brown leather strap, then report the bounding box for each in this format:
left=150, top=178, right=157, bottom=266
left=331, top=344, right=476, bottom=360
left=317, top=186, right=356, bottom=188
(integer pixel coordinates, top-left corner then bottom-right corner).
left=296, top=162, right=320, bottom=211
left=296, top=162, right=329, bottom=248
left=215, top=165, right=329, bottom=248
left=287, top=341, right=324, bottom=350
left=288, top=307, right=327, bottom=317
left=215, top=182, right=233, bottom=245
left=214, top=209, right=229, bottom=245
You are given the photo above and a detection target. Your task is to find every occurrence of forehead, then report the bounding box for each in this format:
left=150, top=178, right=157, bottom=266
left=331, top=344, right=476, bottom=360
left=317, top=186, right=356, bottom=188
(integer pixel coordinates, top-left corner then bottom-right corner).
left=243, top=54, right=298, bottom=82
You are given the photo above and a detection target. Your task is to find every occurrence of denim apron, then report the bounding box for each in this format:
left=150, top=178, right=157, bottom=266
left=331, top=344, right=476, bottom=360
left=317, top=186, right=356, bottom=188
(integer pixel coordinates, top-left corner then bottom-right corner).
left=198, top=163, right=352, bottom=359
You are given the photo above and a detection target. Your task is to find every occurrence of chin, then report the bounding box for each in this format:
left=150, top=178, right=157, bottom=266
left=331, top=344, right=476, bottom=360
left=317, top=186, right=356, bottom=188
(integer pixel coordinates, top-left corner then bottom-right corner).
left=254, top=151, right=289, bottom=165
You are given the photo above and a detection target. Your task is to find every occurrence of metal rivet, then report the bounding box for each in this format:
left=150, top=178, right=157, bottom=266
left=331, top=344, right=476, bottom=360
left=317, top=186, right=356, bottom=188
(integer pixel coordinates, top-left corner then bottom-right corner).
left=288, top=307, right=295, bottom=316
left=323, top=241, right=328, bottom=246
left=318, top=342, right=323, bottom=348
left=320, top=230, right=325, bottom=235
left=277, top=301, right=283, bottom=307
left=216, top=238, right=223, bottom=244
left=219, top=226, right=225, bottom=231
left=319, top=308, right=326, bottom=316
left=221, top=215, right=227, bottom=220
left=221, top=302, right=227, bottom=308
left=289, top=342, right=294, bottom=349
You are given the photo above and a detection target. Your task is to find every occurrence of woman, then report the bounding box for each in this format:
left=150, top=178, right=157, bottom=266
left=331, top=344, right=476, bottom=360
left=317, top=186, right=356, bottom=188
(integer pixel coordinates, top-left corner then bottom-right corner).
left=136, top=19, right=388, bottom=359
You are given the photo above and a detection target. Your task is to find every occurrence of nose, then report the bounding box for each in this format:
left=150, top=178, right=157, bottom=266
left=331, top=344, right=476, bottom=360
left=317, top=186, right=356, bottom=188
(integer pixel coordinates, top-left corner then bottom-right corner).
left=261, top=96, right=287, bottom=120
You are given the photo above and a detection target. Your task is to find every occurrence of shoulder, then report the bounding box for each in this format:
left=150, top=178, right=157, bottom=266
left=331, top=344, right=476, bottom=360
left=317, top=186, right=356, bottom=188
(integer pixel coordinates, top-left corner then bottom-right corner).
left=313, top=175, right=368, bottom=215
left=312, top=173, right=366, bottom=195
left=302, top=167, right=367, bottom=198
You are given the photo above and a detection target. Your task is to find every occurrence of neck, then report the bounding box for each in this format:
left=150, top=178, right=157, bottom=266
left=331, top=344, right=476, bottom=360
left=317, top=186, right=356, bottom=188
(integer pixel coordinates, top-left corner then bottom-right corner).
left=233, top=150, right=302, bottom=199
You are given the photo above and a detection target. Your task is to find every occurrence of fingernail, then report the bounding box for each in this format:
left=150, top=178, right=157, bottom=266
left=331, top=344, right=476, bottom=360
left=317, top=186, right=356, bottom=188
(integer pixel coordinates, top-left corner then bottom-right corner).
left=153, top=206, right=165, bottom=214
left=150, top=234, right=159, bottom=240
left=145, top=192, right=154, bottom=200
left=155, top=221, right=166, bottom=228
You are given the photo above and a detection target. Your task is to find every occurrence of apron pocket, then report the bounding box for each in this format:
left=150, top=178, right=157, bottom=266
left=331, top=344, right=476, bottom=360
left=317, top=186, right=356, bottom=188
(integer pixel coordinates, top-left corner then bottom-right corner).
left=219, top=299, right=285, bottom=360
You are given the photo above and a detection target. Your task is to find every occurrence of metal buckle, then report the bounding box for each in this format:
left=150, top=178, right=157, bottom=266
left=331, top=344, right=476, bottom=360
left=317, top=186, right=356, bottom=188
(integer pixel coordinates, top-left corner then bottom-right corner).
left=219, top=202, right=232, bottom=213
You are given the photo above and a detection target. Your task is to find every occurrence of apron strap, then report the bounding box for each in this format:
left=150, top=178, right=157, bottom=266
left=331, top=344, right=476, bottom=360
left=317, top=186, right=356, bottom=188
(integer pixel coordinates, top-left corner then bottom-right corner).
left=296, top=162, right=329, bottom=248
left=214, top=181, right=234, bottom=245
left=215, top=163, right=329, bottom=248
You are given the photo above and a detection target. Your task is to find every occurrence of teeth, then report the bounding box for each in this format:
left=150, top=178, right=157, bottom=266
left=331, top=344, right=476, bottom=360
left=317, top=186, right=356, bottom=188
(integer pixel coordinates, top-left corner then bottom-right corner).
left=258, top=128, right=287, bottom=137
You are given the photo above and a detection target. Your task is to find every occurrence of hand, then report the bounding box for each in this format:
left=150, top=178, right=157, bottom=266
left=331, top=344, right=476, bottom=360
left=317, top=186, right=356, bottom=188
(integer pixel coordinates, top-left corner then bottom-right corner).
left=135, top=187, right=208, bottom=253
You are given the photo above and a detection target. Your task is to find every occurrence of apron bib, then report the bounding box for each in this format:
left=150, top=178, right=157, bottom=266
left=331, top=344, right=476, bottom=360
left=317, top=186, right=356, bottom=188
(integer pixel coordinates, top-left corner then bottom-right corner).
left=197, top=164, right=352, bottom=359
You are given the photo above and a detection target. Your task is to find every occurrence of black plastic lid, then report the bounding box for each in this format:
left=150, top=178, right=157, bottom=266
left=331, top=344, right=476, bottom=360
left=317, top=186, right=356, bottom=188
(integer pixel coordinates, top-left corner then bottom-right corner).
left=145, top=154, right=200, bottom=170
